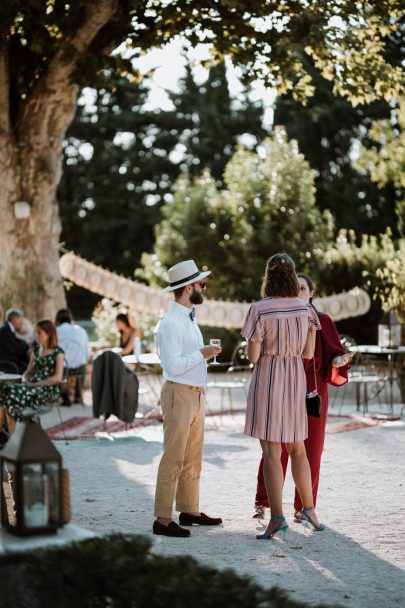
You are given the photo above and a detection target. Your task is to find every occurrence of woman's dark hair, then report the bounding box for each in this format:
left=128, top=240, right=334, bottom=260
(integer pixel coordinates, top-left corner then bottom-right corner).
left=297, top=273, right=315, bottom=293
left=116, top=313, right=134, bottom=328
left=261, top=253, right=299, bottom=298
left=36, top=319, right=58, bottom=349
left=297, top=272, right=318, bottom=309
left=55, top=308, right=73, bottom=325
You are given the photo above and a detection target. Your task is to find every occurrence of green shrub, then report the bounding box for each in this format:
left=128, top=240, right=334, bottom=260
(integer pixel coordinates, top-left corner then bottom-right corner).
left=316, top=229, right=399, bottom=343
left=140, top=129, right=333, bottom=304
left=0, top=534, right=336, bottom=608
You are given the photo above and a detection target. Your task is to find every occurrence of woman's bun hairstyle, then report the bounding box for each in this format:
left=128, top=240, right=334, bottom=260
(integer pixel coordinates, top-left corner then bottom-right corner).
left=268, top=253, right=295, bottom=274
left=261, top=253, right=299, bottom=298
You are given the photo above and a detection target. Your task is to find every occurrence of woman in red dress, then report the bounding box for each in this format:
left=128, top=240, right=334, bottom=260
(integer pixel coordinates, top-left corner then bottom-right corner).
left=252, top=273, right=353, bottom=521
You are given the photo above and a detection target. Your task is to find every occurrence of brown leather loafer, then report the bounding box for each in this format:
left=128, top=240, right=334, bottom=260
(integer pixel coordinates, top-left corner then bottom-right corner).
left=153, top=520, right=190, bottom=537
left=179, top=512, right=223, bottom=526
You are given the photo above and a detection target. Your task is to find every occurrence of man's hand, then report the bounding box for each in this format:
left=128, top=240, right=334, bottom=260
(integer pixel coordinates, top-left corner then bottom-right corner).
left=200, top=344, right=222, bottom=360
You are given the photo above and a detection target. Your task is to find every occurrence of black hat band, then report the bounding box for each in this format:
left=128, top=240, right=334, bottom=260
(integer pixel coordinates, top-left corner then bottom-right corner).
left=169, top=271, right=201, bottom=288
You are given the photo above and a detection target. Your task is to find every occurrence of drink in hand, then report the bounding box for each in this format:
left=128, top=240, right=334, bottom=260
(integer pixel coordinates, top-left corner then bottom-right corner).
left=210, top=338, right=221, bottom=365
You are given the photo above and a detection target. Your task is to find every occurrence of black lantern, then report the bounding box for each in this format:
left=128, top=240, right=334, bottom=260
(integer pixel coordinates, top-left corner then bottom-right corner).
left=1, top=421, right=63, bottom=536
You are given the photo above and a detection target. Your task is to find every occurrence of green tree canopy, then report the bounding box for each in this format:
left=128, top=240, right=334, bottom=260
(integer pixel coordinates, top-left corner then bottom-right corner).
left=356, top=99, right=405, bottom=234
left=317, top=229, right=400, bottom=340
left=273, top=57, right=401, bottom=236
left=1, top=0, right=403, bottom=320
left=59, top=62, right=266, bottom=274
left=2, top=1, right=403, bottom=107
left=141, top=128, right=333, bottom=302
left=58, top=75, right=177, bottom=275
left=354, top=97, right=405, bottom=326
left=162, top=61, right=267, bottom=185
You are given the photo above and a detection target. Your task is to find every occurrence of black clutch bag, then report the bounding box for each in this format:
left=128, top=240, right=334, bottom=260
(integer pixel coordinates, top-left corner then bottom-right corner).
left=306, top=363, right=321, bottom=417
left=306, top=393, right=322, bottom=417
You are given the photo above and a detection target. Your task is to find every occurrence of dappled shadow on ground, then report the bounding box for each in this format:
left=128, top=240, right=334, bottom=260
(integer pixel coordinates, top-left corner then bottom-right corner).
left=203, top=441, right=249, bottom=468
left=150, top=522, right=405, bottom=608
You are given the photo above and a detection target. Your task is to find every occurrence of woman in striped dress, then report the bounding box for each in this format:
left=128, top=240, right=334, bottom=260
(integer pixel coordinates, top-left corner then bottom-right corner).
left=253, top=273, right=351, bottom=522
left=242, top=253, right=324, bottom=538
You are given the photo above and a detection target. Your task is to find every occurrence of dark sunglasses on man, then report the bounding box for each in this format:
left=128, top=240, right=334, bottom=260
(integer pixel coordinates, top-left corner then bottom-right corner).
left=194, top=281, right=207, bottom=290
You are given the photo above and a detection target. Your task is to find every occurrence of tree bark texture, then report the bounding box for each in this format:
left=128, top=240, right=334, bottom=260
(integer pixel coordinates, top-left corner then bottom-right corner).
left=0, top=0, right=118, bottom=321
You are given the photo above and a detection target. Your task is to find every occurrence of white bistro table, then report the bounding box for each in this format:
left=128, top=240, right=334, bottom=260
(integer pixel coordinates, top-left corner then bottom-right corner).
left=122, top=353, right=161, bottom=366
left=0, top=373, right=22, bottom=384
left=349, top=345, right=405, bottom=416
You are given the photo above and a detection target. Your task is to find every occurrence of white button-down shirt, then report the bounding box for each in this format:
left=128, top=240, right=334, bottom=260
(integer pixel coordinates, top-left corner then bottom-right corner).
left=157, top=301, right=206, bottom=388
left=57, top=323, right=91, bottom=368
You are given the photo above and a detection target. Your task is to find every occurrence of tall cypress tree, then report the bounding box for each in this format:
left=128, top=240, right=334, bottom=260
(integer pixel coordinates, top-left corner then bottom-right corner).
left=59, top=77, right=177, bottom=276
left=159, top=61, right=267, bottom=185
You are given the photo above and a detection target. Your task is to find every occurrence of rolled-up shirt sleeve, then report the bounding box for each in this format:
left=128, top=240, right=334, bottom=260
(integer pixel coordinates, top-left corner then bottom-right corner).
left=158, top=319, right=204, bottom=378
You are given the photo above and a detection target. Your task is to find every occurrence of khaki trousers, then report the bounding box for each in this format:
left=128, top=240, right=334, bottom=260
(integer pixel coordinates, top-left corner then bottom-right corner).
left=154, top=381, right=205, bottom=518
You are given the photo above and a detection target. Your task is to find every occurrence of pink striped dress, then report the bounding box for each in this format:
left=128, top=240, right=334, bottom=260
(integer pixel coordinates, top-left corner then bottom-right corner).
left=242, top=297, right=321, bottom=443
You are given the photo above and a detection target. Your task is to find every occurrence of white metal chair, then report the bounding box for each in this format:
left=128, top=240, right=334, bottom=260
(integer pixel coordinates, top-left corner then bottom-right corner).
left=0, top=360, right=19, bottom=373
left=333, top=350, right=390, bottom=415
left=207, top=339, right=252, bottom=413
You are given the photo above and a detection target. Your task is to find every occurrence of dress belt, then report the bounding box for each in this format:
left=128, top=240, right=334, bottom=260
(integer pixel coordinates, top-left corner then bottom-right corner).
left=167, top=380, right=205, bottom=394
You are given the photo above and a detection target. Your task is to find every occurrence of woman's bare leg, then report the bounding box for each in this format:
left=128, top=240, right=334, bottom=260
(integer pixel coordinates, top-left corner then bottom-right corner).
left=5, top=413, right=16, bottom=436
left=285, top=441, right=321, bottom=527
left=0, top=406, right=7, bottom=428
left=260, top=440, right=285, bottom=534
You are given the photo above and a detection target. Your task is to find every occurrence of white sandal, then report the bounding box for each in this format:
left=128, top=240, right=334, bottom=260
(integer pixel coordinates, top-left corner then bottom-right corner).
left=252, top=505, right=265, bottom=519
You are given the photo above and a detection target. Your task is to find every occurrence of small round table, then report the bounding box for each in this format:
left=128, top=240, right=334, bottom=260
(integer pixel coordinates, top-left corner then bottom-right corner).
left=122, top=353, right=161, bottom=366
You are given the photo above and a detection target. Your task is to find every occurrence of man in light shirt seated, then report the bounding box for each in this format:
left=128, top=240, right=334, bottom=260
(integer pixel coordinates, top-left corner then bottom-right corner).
left=55, top=309, right=91, bottom=405
left=153, top=260, right=223, bottom=538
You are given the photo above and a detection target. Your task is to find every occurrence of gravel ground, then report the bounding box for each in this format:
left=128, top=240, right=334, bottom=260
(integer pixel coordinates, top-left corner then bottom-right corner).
left=46, top=384, right=405, bottom=608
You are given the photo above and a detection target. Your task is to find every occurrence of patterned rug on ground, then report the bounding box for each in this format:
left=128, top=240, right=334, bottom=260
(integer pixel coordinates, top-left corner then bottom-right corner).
left=46, top=413, right=388, bottom=441
left=326, top=414, right=386, bottom=434
left=46, top=415, right=162, bottom=440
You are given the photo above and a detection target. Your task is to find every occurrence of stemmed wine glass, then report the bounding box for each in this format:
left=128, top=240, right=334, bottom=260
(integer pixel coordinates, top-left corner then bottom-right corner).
left=210, top=338, right=221, bottom=365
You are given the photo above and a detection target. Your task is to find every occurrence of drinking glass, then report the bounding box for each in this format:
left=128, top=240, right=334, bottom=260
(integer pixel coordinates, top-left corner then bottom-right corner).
left=210, top=338, right=221, bottom=365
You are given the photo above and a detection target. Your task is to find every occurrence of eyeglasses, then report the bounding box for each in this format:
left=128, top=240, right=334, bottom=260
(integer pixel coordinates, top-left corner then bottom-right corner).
left=193, top=281, right=207, bottom=290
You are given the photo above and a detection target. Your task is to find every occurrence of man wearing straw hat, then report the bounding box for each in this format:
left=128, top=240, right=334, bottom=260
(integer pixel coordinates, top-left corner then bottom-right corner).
left=153, top=260, right=223, bottom=538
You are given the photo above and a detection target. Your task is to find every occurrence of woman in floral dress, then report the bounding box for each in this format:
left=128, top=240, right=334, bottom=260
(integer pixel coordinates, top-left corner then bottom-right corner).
left=0, top=319, right=64, bottom=435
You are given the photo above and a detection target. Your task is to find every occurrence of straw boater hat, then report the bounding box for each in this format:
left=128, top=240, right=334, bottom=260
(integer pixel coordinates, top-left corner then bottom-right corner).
left=162, top=260, right=211, bottom=293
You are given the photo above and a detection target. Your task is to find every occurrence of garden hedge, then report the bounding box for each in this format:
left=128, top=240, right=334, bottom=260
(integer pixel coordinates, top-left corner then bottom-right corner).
left=0, top=534, right=338, bottom=608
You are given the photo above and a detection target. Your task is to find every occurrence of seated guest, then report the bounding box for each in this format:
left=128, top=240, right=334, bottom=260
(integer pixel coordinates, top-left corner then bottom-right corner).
left=55, top=309, right=91, bottom=405
left=116, top=313, right=141, bottom=356
left=0, top=319, right=64, bottom=436
left=0, top=309, right=30, bottom=373
left=15, top=316, right=35, bottom=344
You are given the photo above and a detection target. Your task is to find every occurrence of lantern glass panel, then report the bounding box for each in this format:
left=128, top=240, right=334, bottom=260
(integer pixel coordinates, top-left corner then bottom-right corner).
left=22, top=464, right=49, bottom=528
left=2, top=461, right=16, bottom=528
left=45, top=462, right=61, bottom=523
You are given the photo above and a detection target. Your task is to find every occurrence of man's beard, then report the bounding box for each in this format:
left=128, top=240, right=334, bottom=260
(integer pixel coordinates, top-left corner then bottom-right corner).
left=190, top=288, right=203, bottom=305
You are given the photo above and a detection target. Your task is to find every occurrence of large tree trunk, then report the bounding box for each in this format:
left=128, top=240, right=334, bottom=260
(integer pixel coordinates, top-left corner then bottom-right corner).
left=0, top=161, right=69, bottom=321
left=0, top=0, right=118, bottom=321
left=0, top=64, right=78, bottom=321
